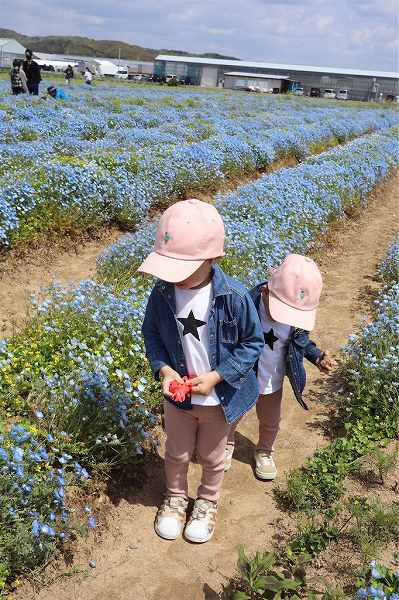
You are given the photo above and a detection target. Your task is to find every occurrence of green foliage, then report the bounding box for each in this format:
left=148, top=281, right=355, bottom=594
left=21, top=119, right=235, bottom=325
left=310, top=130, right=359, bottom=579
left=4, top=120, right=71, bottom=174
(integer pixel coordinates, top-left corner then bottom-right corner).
left=367, top=445, right=399, bottom=484
left=289, top=517, right=339, bottom=557
left=233, top=546, right=308, bottom=599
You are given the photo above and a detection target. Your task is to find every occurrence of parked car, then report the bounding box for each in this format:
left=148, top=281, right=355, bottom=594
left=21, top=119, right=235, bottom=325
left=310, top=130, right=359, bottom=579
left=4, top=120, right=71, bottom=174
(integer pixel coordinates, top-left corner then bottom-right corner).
left=115, top=69, right=128, bottom=80
left=323, top=89, right=336, bottom=99
left=336, top=89, right=349, bottom=100
left=293, top=87, right=304, bottom=96
left=310, top=87, right=321, bottom=97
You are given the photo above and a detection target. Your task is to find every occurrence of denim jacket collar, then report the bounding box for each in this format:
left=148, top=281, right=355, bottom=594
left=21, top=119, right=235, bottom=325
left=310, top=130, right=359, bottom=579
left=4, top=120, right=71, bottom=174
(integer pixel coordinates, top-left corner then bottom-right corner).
left=155, top=263, right=231, bottom=313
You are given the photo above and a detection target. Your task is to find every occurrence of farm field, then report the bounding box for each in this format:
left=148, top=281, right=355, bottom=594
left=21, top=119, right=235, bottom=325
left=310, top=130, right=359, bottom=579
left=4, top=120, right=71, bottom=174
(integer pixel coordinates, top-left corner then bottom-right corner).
left=0, top=82, right=398, bottom=598
left=1, top=81, right=398, bottom=249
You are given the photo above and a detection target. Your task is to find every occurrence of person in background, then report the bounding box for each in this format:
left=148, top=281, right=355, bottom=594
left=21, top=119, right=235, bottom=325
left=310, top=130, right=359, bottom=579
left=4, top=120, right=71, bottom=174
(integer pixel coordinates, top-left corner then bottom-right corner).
left=10, top=59, right=28, bottom=95
left=84, top=68, right=93, bottom=85
left=46, top=86, right=68, bottom=100
left=64, top=65, right=74, bottom=85
left=23, top=49, right=42, bottom=96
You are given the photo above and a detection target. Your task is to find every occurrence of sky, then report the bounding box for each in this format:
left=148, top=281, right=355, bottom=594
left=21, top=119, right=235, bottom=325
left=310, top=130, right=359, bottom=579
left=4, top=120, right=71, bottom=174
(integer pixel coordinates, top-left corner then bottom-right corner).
left=2, top=0, right=399, bottom=72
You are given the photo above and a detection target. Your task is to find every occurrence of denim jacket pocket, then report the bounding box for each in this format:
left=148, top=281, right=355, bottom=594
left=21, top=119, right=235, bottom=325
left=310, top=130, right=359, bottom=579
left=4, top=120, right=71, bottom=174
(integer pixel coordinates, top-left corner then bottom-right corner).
left=220, top=318, right=238, bottom=344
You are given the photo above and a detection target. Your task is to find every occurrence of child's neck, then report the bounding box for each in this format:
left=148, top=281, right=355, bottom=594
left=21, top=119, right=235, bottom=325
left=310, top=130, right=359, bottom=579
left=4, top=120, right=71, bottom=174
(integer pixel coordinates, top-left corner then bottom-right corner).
left=190, top=272, right=212, bottom=289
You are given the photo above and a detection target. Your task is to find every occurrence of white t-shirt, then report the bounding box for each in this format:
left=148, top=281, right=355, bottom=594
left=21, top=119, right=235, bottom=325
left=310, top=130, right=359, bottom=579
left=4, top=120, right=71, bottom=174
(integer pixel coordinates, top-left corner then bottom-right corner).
left=257, top=297, right=292, bottom=395
left=175, top=283, right=220, bottom=406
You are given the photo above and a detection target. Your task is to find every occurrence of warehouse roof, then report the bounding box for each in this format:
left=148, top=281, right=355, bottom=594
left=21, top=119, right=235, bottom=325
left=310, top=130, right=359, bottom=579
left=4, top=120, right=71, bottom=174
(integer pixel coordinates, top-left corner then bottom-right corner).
left=0, top=38, right=26, bottom=54
left=156, top=55, right=399, bottom=80
left=224, top=71, right=289, bottom=80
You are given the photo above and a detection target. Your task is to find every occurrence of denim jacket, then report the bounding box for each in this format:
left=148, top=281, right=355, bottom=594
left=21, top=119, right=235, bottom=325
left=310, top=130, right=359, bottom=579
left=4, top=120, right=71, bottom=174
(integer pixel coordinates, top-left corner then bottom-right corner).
left=142, top=264, right=264, bottom=424
left=250, top=282, right=323, bottom=411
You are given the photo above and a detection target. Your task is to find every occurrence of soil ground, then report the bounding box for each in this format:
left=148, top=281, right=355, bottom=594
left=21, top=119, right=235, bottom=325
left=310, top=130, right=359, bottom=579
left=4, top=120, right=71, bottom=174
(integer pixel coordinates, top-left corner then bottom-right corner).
left=0, top=227, right=122, bottom=338
left=11, top=173, right=399, bottom=599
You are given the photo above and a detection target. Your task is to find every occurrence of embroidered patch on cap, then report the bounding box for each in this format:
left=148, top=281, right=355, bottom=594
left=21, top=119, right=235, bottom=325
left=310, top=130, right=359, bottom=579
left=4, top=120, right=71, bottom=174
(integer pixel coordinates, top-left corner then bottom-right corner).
left=298, top=289, right=306, bottom=301
left=163, top=232, right=172, bottom=243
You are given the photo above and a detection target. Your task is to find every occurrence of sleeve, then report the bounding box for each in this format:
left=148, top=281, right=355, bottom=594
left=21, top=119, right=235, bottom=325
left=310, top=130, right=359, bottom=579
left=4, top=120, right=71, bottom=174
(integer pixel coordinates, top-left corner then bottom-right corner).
left=216, top=292, right=264, bottom=389
left=303, top=335, right=323, bottom=365
left=141, top=288, right=172, bottom=380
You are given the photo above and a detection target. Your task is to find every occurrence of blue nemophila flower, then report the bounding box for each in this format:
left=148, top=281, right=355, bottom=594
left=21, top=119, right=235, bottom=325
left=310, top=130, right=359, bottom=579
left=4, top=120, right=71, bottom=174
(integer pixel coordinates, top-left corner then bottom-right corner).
left=40, top=524, right=55, bottom=536
left=34, top=410, right=44, bottom=419
left=58, top=453, right=72, bottom=464
left=88, top=516, right=97, bottom=529
left=12, top=447, right=24, bottom=462
left=0, top=447, right=8, bottom=461
left=32, top=519, right=41, bottom=537
left=10, top=424, right=30, bottom=443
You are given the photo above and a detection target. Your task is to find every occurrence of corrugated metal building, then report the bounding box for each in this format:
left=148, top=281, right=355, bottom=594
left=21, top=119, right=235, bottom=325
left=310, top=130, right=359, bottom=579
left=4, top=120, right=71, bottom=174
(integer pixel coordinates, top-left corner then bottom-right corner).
left=155, top=55, right=399, bottom=100
left=0, top=39, right=26, bottom=67
left=224, top=72, right=290, bottom=92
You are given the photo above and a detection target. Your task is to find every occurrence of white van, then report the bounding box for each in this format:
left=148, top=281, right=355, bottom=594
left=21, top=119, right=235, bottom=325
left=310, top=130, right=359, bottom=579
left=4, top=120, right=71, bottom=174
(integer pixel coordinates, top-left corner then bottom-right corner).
left=323, top=89, right=336, bottom=99
left=115, top=69, right=128, bottom=80
left=337, top=89, right=349, bottom=100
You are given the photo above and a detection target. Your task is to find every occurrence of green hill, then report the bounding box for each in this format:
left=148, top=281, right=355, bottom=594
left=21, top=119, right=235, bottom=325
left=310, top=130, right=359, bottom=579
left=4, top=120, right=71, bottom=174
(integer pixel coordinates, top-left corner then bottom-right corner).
left=0, top=28, right=239, bottom=62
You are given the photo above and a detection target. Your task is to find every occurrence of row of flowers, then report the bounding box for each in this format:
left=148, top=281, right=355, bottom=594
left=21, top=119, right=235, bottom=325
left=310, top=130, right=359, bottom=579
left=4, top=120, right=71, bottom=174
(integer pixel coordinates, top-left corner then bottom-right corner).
left=1, top=81, right=399, bottom=247
left=98, top=126, right=399, bottom=286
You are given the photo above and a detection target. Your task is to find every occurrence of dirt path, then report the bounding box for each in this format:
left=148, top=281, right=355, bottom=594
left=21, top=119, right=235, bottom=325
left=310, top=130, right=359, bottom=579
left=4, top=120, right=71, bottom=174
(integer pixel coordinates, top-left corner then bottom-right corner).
left=0, top=229, right=122, bottom=338
left=16, top=174, right=399, bottom=600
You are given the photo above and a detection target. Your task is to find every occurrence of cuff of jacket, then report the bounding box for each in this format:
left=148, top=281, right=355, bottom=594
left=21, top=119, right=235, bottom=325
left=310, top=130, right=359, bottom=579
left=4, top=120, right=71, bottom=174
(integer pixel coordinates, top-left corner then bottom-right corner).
left=308, top=347, right=323, bottom=365
left=150, top=360, right=168, bottom=381
left=216, top=358, right=248, bottom=389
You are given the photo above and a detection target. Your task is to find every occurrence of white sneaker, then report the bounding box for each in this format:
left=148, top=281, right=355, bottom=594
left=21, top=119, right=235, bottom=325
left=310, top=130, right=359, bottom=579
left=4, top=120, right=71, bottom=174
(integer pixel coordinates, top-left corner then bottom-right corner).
left=154, top=496, right=188, bottom=540
left=254, top=451, right=277, bottom=480
left=184, top=498, right=217, bottom=543
left=224, top=443, right=235, bottom=472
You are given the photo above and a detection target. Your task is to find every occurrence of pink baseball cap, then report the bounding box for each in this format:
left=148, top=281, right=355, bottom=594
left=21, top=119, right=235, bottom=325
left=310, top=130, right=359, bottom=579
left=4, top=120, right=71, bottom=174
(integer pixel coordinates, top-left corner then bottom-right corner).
left=138, top=199, right=225, bottom=283
left=268, top=254, right=323, bottom=331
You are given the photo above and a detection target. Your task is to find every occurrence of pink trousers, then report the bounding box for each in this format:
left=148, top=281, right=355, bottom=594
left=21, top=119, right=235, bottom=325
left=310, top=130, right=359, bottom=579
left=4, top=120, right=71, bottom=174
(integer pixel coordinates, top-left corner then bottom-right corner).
left=227, top=388, right=283, bottom=453
left=163, top=401, right=230, bottom=503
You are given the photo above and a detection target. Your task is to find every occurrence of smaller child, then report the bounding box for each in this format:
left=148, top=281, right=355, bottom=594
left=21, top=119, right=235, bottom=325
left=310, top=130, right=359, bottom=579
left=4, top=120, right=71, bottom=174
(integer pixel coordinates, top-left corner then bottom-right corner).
left=226, top=254, right=335, bottom=480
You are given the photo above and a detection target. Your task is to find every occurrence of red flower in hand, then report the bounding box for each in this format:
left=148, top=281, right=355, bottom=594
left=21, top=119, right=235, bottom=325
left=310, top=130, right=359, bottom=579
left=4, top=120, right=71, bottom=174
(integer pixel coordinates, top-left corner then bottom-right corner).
left=169, top=377, right=193, bottom=402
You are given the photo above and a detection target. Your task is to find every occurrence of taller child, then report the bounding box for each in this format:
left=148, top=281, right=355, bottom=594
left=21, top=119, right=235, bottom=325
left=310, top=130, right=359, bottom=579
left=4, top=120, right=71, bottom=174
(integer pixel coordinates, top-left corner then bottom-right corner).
left=140, top=199, right=264, bottom=544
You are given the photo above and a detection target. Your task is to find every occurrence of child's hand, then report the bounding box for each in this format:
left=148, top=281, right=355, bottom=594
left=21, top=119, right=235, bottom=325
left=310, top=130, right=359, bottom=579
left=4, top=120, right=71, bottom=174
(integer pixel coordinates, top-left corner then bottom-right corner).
left=190, top=371, right=222, bottom=396
left=160, top=366, right=183, bottom=398
left=316, top=351, right=337, bottom=374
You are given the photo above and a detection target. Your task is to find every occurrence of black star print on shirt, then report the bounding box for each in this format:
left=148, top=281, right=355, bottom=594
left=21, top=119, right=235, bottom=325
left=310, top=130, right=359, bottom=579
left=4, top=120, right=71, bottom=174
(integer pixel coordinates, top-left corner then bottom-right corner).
left=264, top=328, right=279, bottom=350
left=177, top=310, right=207, bottom=341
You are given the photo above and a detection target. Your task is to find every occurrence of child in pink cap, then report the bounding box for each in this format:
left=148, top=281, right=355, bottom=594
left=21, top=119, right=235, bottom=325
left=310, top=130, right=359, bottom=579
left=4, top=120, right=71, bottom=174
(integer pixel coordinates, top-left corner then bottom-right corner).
left=225, top=254, right=336, bottom=480
left=139, top=199, right=264, bottom=543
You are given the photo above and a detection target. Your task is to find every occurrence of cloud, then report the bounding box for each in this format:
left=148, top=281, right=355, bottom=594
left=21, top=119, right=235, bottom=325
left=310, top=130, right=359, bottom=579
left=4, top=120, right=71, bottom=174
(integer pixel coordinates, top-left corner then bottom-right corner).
left=1, top=0, right=398, bottom=71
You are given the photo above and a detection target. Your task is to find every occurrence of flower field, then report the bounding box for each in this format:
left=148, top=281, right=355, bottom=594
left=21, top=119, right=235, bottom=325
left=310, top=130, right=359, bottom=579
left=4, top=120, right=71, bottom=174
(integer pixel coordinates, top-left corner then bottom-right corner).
left=0, top=83, right=398, bottom=592
left=1, top=80, right=399, bottom=248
